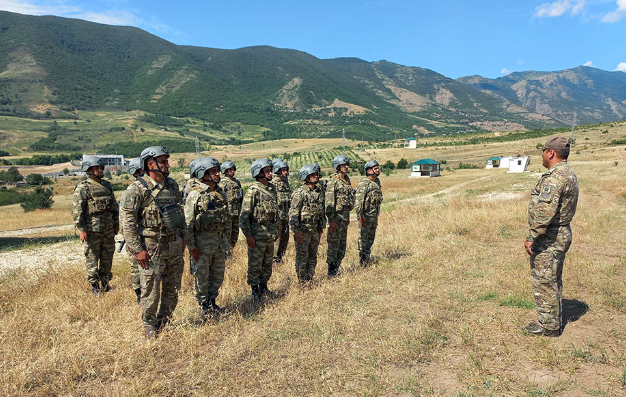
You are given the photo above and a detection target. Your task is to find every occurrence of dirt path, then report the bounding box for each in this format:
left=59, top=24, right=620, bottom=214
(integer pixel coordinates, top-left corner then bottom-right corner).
left=391, top=175, right=492, bottom=205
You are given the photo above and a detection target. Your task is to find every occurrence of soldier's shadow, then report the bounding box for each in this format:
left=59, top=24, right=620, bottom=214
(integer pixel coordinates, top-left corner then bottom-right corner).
left=562, top=299, right=589, bottom=330
left=235, top=285, right=290, bottom=319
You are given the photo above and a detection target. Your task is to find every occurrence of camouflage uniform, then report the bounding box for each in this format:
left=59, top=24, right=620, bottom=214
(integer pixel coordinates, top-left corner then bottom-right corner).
left=289, top=184, right=326, bottom=282
left=527, top=161, right=579, bottom=332
left=118, top=190, right=141, bottom=292
left=325, top=172, right=355, bottom=273
left=239, top=181, right=279, bottom=287
left=355, top=177, right=383, bottom=264
left=121, top=175, right=185, bottom=331
left=185, top=182, right=229, bottom=308
left=219, top=176, right=244, bottom=249
left=72, top=177, right=119, bottom=287
left=273, top=176, right=291, bottom=262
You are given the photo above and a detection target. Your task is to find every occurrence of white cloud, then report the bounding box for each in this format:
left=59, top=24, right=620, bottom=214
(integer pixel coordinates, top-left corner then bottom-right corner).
left=583, top=60, right=593, bottom=66
left=74, top=10, right=142, bottom=26
left=0, top=0, right=80, bottom=15
left=601, top=0, right=626, bottom=22
left=616, top=62, right=626, bottom=72
left=517, top=59, right=526, bottom=65
left=534, top=0, right=586, bottom=18
left=501, top=68, right=513, bottom=75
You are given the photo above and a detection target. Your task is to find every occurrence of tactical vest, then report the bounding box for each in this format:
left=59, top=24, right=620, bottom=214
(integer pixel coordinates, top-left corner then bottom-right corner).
left=220, top=178, right=243, bottom=216
left=251, top=184, right=279, bottom=224
left=137, top=176, right=185, bottom=234
left=274, top=178, right=291, bottom=219
left=330, top=174, right=355, bottom=211
left=193, top=186, right=229, bottom=233
left=299, top=188, right=324, bottom=224
left=84, top=179, right=116, bottom=214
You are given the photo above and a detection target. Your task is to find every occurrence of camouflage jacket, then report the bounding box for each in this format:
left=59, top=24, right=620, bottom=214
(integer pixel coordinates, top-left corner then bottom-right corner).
left=184, top=182, right=229, bottom=251
left=72, top=177, right=119, bottom=233
left=289, top=184, right=326, bottom=233
left=239, top=181, right=279, bottom=239
left=527, top=161, right=579, bottom=242
left=355, top=177, right=383, bottom=219
left=273, top=176, right=292, bottom=220
left=325, top=172, right=355, bottom=222
left=182, top=177, right=201, bottom=204
left=218, top=176, right=244, bottom=217
left=121, top=175, right=185, bottom=254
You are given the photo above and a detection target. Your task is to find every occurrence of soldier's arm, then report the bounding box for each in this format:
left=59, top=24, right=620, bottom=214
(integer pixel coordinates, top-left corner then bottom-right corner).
left=527, top=176, right=564, bottom=241
left=238, top=189, right=254, bottom=238
left=288, top=190, right=303, bottom=233
left=354, top=182, right=366, bottom=219
left=325, top=179, right=337, bottom=221
left=184, top=190, right=200, bottom=251
left=319, top=191, right=327, bottom=230
left=72, top=185, right=88, bottom=232
left=110, top=183, right=120, bottom=230
left=121, top=185, right=144, bottom=254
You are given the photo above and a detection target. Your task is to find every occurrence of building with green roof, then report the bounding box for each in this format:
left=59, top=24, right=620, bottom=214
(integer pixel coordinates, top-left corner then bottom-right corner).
left=410, top=159, right=440, bottom=177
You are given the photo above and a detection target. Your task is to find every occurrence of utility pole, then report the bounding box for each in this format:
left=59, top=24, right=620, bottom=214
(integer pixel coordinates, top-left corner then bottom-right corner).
left=342, top=128, right=345, bottom=154
left=569, top=112, right=577, bottom=146
left=195, top=136, right=200, bottom=158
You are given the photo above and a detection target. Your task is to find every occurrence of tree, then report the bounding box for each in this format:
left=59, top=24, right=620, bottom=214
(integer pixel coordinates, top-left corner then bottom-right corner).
left=21, top=186, right=54, bottom=212
left=178, top=158, right=185, bottom=168
left=62, top=168, right=69, bottom=176
left=25, top=173, right=44, bottom=185
left=397, top=158, right=409, bottom=169
left=0, top=166, right=23, bottom=183
left=383, top=160, right=395, bottom=170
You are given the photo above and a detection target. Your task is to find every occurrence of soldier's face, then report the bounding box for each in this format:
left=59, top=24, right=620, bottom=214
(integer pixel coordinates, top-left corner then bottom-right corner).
left=153, top=155, right=170, bottom=174
left=542, top=149, right=553, bottom=168
left=369, top=165, right=380, bottom=176
left=91, top=165, right=104, bottom=177
left=205, top=167, right=220, bottom=183
left=339, top=164, right=349, bottom=173
left=262, top=166, right=273, bottom=181
left=307, top=173, right=319, bottom=183
left=278, top=168, right=288, bottom=178
left=225, top=168, right=235, bottom=178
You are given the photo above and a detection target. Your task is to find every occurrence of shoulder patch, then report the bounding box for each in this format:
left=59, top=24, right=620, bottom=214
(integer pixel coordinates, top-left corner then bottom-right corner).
left=538, top=184, right=555, bottom=202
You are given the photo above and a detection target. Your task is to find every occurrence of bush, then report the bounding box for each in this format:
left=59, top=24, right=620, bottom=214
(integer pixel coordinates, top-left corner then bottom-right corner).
left=458, top=163, right=479, bottom=169
left=0, top=189, right=27, bottom=206
left=396, top=158, right=409, bottom=169
left=383, top=160, right=395, bottom=170
left=0, top=166, right=23, bottom=183
left=20, top=186, right=54, bottom=212
left=104, top=171, right=112, bottom=178
left=24, top=173, right=51, bottom=185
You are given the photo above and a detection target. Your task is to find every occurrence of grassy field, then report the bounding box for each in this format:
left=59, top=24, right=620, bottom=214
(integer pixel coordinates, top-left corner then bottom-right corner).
left=1, top=123, right=626, bottom=395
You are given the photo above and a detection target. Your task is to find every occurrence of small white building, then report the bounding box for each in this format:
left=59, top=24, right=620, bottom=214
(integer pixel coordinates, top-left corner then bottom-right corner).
left=83, top=154, right=125, bottom=172
left=404, top=137, right=417, bottom=149
left=508, top=156, right=530, bottom=173
left=499, top=156, right=515, bottom=169
left=485, top=156, right=501, bottom=169
left=410, top=159, right=441, bottom=177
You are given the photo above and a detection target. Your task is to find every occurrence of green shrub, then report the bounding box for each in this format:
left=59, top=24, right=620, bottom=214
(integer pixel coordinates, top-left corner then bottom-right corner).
left=20, top=186, right=54, bottom=212
left=0, top=189, right=28, bottom=206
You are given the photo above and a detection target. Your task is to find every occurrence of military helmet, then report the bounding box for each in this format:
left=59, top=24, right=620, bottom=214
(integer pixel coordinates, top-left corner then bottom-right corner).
left=251, top=158, right=272, bottom=178
left=81, top=155, right=103, bottom=172
left=188, top=158, right=199, bottom=175
left=221, top=160, right=236, bottom=174
left=312, top=163, right=321, bottom=174
left=128, top=158, right=141, bottom=175
left=272, top=158, right=289, bottom=174
left=190, top=156, right=221, bottom=179
left=364, top=159, right=379, bottom=174
left=140, top=146, right=169, bottom=171
left=299, top=164, right=318, bottom=181
left=332, top=154, right=350, bottom=170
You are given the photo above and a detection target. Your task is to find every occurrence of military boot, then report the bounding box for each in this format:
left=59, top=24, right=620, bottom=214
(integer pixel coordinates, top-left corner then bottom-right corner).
left=359, top=255, right=369, bottom=267
left=145, top=325, right=157, bottom=340
left=100, top=280, right=111, bottom=293
left=251, top=285, right=262, bottom=302
left=91, top=282, right=101, bottom=297
left=523, top=322, right=560, bottom=337
left=259, top=283, right=271, bottom=298
left=209, top=298, right=226, bottom=314
left=327, top=262, right=339, bottom=277
left=273, top=256, right=282, bottom=264
left=156, top=316, right=170, bottom=334
left=134, top=288, right=142, bottom=305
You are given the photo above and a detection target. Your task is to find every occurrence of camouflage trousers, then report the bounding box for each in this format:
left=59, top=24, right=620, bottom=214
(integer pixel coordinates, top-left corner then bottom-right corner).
left=358, top=216, right=379, bottom=260
left=326, top=219, right=349, bottom=265
left=247, top=237, right=274, bottom=286
left=126, top=248, right=141, bottom=291
left=294, top=231, right=321, bottom=282
left=226, top=215, right=240, bottom=249
left=274, top=218, right=290, bottom=261
left=139, top=235, right=184, bottom=328
left=191, top=231, right=227, bottom=304
left=83, top=228, right=115, bottom=285
left=530, top=225, right=572, bottom=332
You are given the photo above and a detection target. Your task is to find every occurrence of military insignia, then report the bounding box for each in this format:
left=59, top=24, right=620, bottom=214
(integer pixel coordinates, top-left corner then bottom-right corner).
left=538, top=184, right=555, bottom=202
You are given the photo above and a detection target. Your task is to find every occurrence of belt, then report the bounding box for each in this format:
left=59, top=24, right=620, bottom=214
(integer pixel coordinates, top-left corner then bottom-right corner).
left=143, top=234, right=178, bottom=243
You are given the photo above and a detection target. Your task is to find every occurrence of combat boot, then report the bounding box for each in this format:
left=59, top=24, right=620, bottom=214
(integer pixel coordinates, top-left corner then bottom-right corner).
left=523, top=322, right=560, bottom=337
left=251, top=285, right=262, bottom=302
left=259, top=283, right=271, bottom=297
left=156, top=316, right=170, bottom=334
left=91, top=282, right=101, bottom=297
left=209, top=298, right=226, bottom=314
left=134, top=288, right=142, bottom=305
left=145, top=325, right=157, bottom=339
left=359, top=255, right=369, bottom=267
left=327, top=262, right=339, bottom=277
left=273, top=256, right=282, bottom=264
left=101, top=280, right=111, bottom=293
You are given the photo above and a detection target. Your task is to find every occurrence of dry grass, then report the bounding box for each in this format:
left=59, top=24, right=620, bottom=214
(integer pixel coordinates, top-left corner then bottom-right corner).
left=1, top=157, right=626, bottom=396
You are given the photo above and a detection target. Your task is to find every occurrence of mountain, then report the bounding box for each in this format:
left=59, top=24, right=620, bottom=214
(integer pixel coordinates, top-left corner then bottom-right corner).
left=457, top=67, right=626, bottom=125
left=1, top=10, right=623, bottom=140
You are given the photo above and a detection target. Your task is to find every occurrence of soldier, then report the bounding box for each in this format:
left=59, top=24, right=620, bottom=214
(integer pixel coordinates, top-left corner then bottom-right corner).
left=182, top=158, right=201, bottom=204
left=312, top=163, right=326, bottom=194
left=73, top=155, right=119, bottom=296
left=118, top=157, right=143, bottom=304
left=523, top=137, right=579, bottom=337
left=289, top=164, right=326, bottom=282
left=185, top=157, right=229, bottom=318
left=239, top=158, right=280, bottom=301
left=325, top=155, right=355, bottom=276
left=218, top=160, right=244, bottom=255
left=272, top=158, right=291, bottom=264
left=121, top=146, right=186, bottom=339
left=355, top=160, right=383, bottom=267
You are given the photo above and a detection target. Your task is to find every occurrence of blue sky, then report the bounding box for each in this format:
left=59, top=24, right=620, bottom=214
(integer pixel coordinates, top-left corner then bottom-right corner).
left=1, top=0, right=625, bottom=78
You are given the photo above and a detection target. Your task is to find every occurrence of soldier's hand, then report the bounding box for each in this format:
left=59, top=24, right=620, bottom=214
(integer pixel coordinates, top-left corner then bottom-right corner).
left=246, top=236, right=256, bottom=249
left=79, top=231, right=88, bottom=242
left=190, top=248, right=201, bottom=263
left=294, top=231, right=304, bottom=244
left=524, top=240, right=534, bottom=256
left=359, top=218, right=366, bottom=228
left=329, top=222, right=337, bottom=233
left=135, top=250, right=151, bottom=269
left=182, top=239, right=187, bottom=254
left=114, top=226, right=120, bottom=235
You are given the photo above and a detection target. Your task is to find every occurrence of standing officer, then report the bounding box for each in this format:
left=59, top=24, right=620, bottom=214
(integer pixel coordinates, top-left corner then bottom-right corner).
left=524, top=137, right=579, bottom=337
left=239, top=158, right=280, bottom=300
left=325, top=155, right=355, bottom=276
left=185, top=157, right=229, bottom=318
left=355, top=160, right=383, bottom=267
left=118, top=157, right=143, bottom=303
left=218, top=160, right=243, bottom=255
left=121, top=146, right=186, bottom=339
left=73, top=155, right=119, bottom=296
left=272, top=158, right=291, bottom=264
left=289, top=165, right=326, bottom=282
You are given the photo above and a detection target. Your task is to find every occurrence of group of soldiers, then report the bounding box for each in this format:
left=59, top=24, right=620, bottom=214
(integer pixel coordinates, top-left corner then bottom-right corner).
left=73, top=145, right=384, bottom=338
